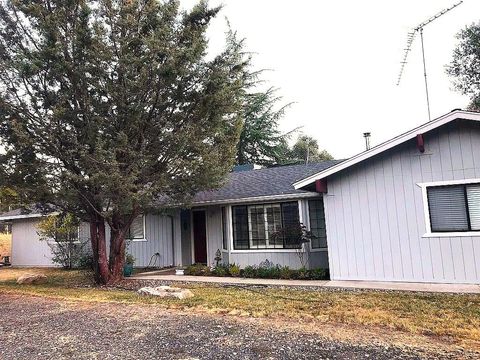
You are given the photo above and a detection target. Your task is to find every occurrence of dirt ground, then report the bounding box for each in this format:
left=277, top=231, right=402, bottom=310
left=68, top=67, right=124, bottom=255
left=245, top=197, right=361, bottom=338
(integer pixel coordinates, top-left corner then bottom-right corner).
left=0, top=293, right=477, bottom=360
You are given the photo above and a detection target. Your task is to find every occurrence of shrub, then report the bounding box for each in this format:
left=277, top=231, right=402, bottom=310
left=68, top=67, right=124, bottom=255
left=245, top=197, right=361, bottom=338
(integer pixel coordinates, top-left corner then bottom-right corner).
left=297, top=267, right=309, bottom=279
left=309, top=268, right=329, bottom=280
left=242, top=265, right=256, bottom=278
left=212, top=263, right=229, bottom=277
left=229, top=263, right=241, bottom=277
left=77, top=254, right=94, bottom=270
left=278, top=266, right=293, bottom=279
left=185, top=263, right=211, bottom=276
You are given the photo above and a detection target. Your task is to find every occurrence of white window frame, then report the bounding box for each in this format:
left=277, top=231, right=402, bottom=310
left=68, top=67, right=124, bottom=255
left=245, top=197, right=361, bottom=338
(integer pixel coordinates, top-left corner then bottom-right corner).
left=418, top=178, right=480, bottom=238
left=128, top=215, right=147, bottom=242
left=231, top=201, right=304, bottom=253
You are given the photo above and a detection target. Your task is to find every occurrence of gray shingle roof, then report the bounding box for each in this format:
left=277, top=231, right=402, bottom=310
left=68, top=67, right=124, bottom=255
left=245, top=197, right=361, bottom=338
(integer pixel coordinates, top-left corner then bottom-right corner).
left=0, top=204, right=54, bottom=221
left=192, top=160, right=343, bottom=204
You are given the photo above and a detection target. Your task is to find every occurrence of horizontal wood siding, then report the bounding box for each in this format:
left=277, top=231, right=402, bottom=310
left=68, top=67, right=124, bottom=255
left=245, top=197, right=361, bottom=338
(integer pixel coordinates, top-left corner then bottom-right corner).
left=325, top=121, right=480, bottom=284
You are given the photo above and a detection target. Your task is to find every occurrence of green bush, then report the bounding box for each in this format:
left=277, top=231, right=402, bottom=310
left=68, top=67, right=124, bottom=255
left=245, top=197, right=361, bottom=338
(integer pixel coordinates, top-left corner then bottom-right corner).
left=309, top=267, right=329, bottom=280
left=211, top=263, right=229, bottom=277
left=229, top=263, right=241, bottom=277
left=279, top=266, right=293, bottom=279
left=185, top=263, right=211, bottom=276
left=242, top=265, right=256, bottom=278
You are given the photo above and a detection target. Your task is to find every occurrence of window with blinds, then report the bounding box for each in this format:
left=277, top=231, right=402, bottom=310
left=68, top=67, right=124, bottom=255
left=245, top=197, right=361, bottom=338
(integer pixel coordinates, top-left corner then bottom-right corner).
left=127, top=215, right=145, bottom=240
left=427, top=183, right=480, bottom=232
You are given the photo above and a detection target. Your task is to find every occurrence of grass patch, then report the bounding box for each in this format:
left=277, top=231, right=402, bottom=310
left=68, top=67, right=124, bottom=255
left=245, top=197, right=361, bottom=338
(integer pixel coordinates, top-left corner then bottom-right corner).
left=0, top=233, right=11, bottom=258
left=1, top=267, right=479, bottom=350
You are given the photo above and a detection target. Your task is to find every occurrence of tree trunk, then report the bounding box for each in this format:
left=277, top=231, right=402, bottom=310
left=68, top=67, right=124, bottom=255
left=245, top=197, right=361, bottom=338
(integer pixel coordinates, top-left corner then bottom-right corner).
left=108, top=227, right=127, bottom=284
left=89, top=217, right=110, bottom=285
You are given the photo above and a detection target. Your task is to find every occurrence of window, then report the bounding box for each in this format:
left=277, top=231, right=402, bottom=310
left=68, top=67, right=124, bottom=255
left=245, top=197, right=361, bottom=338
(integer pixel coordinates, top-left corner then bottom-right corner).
left=427, top=183, right=480, bottom=233
left=232, top=202, right=300, bottom=250
left=308, top=199, right=327, bottom=249
left=127, top=215, right=145, bottom=240
left=221, top=207, right=228, bottom=250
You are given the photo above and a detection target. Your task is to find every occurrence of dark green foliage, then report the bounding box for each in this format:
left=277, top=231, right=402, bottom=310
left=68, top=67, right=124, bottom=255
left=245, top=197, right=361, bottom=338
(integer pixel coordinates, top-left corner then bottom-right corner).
left=0, top=0, right=251, bottom=283
left=240, top=265, right=254, bottom=278
left=185, top=260, right=330, bottom=280
left=185, top=263, right=211, bottom=276
left=447, top=23, right=480, bottom=110
left=211, top=263, right=229, bottom=277
left=285, top=135, right=333, bottom=165
left=237, top=88, right=292, bottom=166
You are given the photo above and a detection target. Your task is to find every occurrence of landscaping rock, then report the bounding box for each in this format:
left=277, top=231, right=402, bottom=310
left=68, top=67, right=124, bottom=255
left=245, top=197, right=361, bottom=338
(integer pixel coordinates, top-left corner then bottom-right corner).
left=138, top=286, right=194, bottom=299
left=16, top=274, right=48, bottom=285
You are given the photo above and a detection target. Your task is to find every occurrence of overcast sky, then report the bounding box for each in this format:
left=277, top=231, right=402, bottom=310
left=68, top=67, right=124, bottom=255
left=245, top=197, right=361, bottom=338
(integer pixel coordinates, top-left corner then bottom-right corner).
left=181, top=0, right=479, bottom=159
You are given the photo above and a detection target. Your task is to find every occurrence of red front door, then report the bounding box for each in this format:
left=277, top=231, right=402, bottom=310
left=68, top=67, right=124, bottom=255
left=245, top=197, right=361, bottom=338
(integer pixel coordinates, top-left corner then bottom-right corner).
left=193, top=211, right=207, bottom=264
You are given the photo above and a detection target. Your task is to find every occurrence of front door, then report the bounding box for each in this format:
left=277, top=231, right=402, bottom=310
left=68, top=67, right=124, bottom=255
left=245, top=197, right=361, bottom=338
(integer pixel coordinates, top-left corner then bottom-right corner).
left=192, top=210, right=207, bottom=264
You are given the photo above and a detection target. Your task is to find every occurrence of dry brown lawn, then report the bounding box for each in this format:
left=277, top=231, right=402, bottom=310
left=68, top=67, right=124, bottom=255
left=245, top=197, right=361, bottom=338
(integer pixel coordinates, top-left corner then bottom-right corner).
left=0, top=233, right=11, bottom=258
left=1, top=267, right=479, bottom=353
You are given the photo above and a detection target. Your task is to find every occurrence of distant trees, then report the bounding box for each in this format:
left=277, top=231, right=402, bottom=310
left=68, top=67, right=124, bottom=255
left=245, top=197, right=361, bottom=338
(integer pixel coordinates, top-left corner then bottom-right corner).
left=447, top=23, right=480, bottom=110
left=286, top=135, right=333, bottom=164
left=236, top=88, right=291, bottom=166
left=236, top=89, right=332, bottom=166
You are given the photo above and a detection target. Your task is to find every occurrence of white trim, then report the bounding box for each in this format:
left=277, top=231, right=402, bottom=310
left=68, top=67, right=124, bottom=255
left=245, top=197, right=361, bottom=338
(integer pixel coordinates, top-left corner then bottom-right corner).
left=230, top=249, right=302, bottom=254
left=0, top=212, right=59, bottom=221
left=293, top=110, right=480, bottom=189
left=422, top=232, right=480, bottom=238
left=191, top=192, right=319, bottom=206
left=418, top=178, right=480, bottom=238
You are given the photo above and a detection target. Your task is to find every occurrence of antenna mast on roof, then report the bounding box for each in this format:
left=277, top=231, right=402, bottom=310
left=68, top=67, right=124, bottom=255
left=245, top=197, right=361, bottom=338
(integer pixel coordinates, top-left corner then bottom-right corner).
left=396, top=1, right=463, bottom=121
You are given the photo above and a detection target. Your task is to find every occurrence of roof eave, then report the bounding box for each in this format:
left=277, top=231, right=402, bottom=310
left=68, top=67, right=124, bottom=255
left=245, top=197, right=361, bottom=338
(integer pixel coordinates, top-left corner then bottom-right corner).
left=190, top=192, right=320, bottom=207
left=293, top=110, right=480, bottom=189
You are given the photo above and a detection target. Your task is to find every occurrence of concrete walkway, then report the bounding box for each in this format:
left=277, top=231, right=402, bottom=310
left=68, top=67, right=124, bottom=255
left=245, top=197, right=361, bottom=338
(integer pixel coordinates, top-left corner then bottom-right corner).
left=131, top=272, right=480, bottom=294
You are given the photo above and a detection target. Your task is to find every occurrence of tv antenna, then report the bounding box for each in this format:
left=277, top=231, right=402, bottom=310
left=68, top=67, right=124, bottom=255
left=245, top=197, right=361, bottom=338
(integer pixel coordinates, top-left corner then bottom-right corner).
left=396, top=1, right=463, bottom=121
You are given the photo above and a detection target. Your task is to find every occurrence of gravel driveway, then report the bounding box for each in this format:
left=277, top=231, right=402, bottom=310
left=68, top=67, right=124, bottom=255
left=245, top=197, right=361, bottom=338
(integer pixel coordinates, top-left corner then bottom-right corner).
left=0, top=293, right=472, bottom=360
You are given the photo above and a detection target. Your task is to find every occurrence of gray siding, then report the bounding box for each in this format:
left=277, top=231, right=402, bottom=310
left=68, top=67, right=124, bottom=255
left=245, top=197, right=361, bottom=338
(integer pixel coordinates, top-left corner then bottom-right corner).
left=126, top=212, right=182, bottom=268
left=10, top=213, right=182, bottom=268
left=11, top=218, right=55, bottom=266
left=325, top=121, right=480, bottom=284
left=11, top=219, right=91, bottom=267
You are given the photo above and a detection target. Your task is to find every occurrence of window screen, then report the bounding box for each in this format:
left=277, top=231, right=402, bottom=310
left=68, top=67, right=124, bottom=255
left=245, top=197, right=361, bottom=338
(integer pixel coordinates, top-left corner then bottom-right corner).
left=308, top=199, right=327, bottom=249
left=127, top=215, right=145, bottom=240
left=427, top=183, right=480, bottom=233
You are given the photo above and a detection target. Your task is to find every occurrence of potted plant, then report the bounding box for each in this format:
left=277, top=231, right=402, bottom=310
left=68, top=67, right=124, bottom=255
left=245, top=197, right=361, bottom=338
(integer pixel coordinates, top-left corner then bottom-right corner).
left=123, top=253, right=135, bottom=277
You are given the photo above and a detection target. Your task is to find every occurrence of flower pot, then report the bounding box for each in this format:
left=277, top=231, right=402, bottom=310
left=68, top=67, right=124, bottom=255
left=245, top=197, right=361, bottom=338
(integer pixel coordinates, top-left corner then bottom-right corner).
left=123, top=263, right=134, bottom=277
left=175, top=269, right=184, bottom=276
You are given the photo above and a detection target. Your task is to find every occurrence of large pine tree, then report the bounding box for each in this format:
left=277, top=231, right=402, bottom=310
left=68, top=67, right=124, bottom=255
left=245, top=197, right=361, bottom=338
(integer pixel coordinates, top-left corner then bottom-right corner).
left=0, top=0, right=250, bottom=284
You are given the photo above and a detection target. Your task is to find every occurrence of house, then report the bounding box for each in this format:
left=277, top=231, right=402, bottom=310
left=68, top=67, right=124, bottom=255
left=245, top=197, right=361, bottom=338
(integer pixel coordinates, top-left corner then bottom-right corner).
left=1, top=109, right=480, bottom=285
left=0, top=160, right=341, bottom=270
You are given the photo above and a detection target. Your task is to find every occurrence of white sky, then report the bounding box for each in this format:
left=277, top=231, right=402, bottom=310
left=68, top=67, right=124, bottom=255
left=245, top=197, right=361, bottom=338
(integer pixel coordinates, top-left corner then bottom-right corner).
left=181, top=0, right=479, bottom=159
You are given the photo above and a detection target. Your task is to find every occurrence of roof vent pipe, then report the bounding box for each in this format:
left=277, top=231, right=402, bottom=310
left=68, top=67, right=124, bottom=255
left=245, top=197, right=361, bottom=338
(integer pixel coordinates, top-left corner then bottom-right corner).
left=363, top=132, right=371, bottom=151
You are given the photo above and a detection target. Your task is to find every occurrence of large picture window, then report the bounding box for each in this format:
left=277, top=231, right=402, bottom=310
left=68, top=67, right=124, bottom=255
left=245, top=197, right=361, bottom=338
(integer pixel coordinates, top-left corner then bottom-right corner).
left=232, top=202, right=300, bottom=250
left=427, top=183, right=480, bottom=232
left=308, top=199, right=327, bottom=249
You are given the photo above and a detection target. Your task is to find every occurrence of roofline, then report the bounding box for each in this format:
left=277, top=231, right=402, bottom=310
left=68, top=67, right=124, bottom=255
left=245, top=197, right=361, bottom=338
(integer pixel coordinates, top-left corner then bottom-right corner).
left=0, top=212, right=58, bottom=221
left=293, top=110, right=480, bottom=189
left=191, top=192, right=320, bottom=207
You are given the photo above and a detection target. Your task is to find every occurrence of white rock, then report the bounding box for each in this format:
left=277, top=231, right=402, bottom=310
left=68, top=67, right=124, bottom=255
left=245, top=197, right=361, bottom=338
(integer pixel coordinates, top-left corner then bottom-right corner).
left=17, top=274, right=48, bottom=285
left=137, top=286, right=194, bottom=299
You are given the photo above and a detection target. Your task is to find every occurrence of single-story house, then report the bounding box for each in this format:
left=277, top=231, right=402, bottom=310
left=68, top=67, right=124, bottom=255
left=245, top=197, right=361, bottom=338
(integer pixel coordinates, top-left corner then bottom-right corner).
left=1, top=109, right=480, bottom=284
